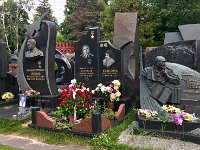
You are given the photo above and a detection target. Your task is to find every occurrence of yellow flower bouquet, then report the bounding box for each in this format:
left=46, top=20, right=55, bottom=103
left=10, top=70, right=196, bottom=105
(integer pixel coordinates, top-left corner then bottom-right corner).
left=1, top=92, right=14, bottom=101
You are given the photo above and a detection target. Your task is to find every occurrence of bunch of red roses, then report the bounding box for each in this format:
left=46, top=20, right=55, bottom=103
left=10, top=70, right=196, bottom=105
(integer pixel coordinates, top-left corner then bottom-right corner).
left=57, top=79, right=94, bottom=118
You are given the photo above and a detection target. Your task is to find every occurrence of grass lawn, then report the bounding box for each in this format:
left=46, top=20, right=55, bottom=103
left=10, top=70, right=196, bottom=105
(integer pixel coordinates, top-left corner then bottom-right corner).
left=0, top=144, right=24, bottom=150
left=0, top=110, right=162, bottom=150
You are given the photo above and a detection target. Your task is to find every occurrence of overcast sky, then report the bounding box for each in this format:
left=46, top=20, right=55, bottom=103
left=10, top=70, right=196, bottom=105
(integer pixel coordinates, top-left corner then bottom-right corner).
left=31, top=0, right=66, bottom=24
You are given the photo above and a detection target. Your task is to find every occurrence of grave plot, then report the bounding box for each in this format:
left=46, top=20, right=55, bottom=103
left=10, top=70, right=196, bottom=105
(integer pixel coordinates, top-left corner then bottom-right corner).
left=138, top=31, right=200, bottom=144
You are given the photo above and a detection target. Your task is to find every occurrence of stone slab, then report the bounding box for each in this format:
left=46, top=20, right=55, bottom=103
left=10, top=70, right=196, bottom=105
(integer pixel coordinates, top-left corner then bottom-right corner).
left=164, top=32, right=183, bottom=45
left=113, top=13, right=138, bottom=49
left=179, top=24, right=200, bottom=41
left=36, top=111, right=56, bottom=128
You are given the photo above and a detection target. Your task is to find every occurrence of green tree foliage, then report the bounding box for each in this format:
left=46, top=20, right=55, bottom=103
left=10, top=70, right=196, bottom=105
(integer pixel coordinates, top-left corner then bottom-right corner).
left=59, top=0, right=75, bottom=41
left=100, top=0, right=160, bottom=46
left=149, top=0, right=200, bottom=45
left=61, top=0, right=102, bottom=41
left=34, top=0, right=57, bottom=23
left=0, top=0, right=31, bottom=53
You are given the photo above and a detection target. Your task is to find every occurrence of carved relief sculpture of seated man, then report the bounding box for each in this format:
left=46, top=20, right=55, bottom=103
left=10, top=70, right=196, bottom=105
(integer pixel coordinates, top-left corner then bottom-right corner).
left=142, top=56, right=180, bottom=104
left=25, top=38, right=44, bottom=58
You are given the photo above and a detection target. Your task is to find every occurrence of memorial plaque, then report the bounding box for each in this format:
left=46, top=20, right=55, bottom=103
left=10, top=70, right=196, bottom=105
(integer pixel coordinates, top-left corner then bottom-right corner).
left=99, top=41, right=122, bottom=85
left=74, top=27, right=100, bottom=88
left=17, top=20, right=58, bottom=96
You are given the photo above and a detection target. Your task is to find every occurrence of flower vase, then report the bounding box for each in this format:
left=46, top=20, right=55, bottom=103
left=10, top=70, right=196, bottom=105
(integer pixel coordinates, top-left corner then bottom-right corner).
left=107, top=102, right=114, bottom=110
left=28, top=97, right=37, bottom=107
left=68, top=115, right=74, bottom=123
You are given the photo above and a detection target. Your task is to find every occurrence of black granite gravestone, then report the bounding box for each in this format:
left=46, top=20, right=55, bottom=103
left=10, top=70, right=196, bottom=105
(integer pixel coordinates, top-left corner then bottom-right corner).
left=144, top=40, right=197, bottom=69
left=74, top=27, right=100, bottom=88
left=99, top=41, right=122, bottom=86
left=55, top=49, right=72, bottom=85
left=17, top=19, right=58, bottom=97
left=0, top=43, right=8, bottom=97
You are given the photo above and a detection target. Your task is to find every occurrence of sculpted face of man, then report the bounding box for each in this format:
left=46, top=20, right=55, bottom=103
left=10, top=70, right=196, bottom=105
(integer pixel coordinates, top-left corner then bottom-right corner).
left=27, top=39, right=36, bottom=50
left=156, top=56, right=166, bottom=69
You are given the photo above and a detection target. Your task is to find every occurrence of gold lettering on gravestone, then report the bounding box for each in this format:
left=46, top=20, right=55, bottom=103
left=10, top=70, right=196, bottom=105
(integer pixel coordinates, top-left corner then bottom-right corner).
left=102, top=69, right=118, bottom=77
left=26, top=69, right=45, bottom=81
left=80, top=67, right=94, bottom=77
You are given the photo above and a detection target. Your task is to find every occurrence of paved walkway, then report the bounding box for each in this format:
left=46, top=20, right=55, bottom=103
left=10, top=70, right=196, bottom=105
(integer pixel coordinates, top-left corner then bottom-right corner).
left=0, top=134, right=89, bottom=150
left=118, top=123, right=200, bottom=150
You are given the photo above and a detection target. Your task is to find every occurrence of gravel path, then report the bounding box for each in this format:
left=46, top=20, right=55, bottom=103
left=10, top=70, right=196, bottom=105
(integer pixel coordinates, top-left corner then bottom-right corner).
left=118, top=123, right=200, bottom=150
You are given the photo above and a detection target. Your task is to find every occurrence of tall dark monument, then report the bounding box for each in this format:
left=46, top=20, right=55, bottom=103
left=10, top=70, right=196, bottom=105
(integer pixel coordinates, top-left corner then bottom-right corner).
left=17, top=15, right=58, bottom=106
left=74, top=28, right=100, bottom=88
left=0, top=43, right=8, bottom=97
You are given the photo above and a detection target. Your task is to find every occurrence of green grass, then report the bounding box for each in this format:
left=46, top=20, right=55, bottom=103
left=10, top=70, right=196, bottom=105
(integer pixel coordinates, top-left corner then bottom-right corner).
left=0, top=144, right=24, bottom=150
left=0, top=110, right=160, bottom=150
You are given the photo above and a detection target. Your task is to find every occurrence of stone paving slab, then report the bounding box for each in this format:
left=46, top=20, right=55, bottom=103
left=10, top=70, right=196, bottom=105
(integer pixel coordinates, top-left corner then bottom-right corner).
left=0, top=134, right=89, bottom=150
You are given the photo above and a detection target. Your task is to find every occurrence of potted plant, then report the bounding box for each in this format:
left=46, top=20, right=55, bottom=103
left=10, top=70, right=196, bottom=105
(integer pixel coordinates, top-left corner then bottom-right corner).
left=1, top=92, right=14, bottom=101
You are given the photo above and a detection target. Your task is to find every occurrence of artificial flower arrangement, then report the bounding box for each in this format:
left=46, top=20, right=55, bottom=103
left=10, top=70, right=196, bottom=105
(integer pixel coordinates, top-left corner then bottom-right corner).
left=138, top=105, right=198, bottom=126
left=1, top=92, right=14, bottom=101
left=94, top=80, right=121, bottom=102
left=57, top=79, right=94, bottom=119
left=24, top=89, right=40, bottom=99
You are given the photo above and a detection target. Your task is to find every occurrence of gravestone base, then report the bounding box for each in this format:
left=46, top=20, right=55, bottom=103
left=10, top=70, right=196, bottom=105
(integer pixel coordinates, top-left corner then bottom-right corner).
left=135, top=117, right=200, bottom=145
left=0, top=105, right=31, bottom=121
left=38, top=95, right=59, bottom=109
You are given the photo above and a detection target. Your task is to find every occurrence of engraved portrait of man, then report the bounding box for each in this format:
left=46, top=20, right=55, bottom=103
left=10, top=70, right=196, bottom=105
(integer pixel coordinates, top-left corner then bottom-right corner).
left=25, top=39, right=44, bottom=58
left=80, top=44, right=94, bottom=65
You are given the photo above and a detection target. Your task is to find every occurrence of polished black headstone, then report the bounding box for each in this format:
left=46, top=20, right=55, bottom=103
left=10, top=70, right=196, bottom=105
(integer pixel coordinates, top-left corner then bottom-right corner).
left=144, top=40, right=197, bottom=69
left=0, top=43, right=8, bottom=77
left=99, top=41, right=122, bottom=86
left=17, top=20, right=58, bottom=96
left=74, top=27, right=100, bottom=88
left=0, top=43, right=8, bottom=97
left=55, top=49, right=72, bottom=85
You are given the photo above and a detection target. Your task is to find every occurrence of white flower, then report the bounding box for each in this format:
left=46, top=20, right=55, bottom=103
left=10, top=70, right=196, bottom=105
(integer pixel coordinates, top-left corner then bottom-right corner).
left=71, top=79, right=77, bottom=85
left=92, top=90, right=95, bottom=94
left=87, top=88, right=90, bottom=92
left=73, top=91, right=76, bottom=99
left=100, top=85, right=106, bottom=93
left=112, top=80, right=121, bottom=87
left=97, top=83, right=103, bottom=87
left=110, top=93, right=116, bottom=101
left=115, top=90, right=121, bottom=98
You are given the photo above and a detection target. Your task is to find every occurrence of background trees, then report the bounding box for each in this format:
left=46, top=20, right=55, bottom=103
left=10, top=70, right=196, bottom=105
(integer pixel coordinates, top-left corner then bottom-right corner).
left=60, top=0, right=102, bottom=41
left=0, top=0, right=32, bottom=53
left=34, top=0, right=57, bottom=23
left=1, top=0, right=200, bottom=53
